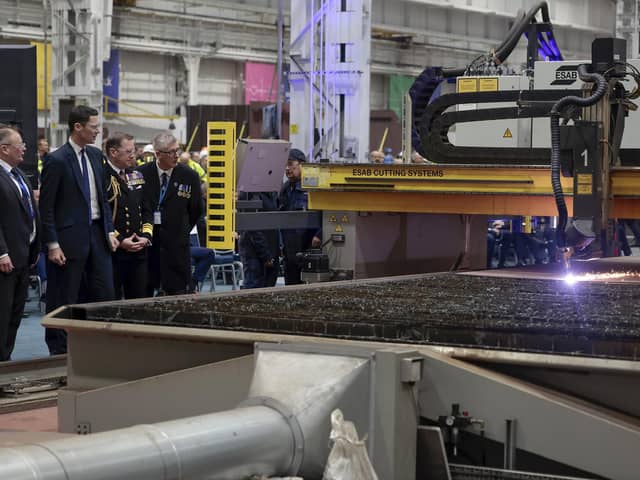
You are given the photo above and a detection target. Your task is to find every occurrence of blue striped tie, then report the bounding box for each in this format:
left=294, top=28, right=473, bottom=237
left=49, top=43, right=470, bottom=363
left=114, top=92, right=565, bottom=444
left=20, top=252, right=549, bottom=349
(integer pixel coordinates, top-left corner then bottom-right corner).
left=10, top=169, right=34, bottom=220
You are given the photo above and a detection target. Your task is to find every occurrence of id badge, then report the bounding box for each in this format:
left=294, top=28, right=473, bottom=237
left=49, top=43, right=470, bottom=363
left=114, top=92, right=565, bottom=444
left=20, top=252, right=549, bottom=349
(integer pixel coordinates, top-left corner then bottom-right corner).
left=154, top=211, right=162, bottom=225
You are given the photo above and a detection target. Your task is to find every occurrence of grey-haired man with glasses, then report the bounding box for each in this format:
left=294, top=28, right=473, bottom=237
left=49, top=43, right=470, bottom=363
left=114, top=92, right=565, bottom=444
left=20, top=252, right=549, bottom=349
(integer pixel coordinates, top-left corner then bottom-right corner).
left=137, top=131, right=202, bottom=295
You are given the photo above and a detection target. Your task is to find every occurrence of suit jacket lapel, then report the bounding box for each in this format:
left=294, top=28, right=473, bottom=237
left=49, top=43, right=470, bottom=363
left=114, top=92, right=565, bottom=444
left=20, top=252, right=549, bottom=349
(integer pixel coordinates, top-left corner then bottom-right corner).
left=0, top=167, right=29, bottom=217
left=88, top=151, right=104, bottom=206
left=165, top=169, right=178, bottom=202
left=67, top=143, right=88, bottom=205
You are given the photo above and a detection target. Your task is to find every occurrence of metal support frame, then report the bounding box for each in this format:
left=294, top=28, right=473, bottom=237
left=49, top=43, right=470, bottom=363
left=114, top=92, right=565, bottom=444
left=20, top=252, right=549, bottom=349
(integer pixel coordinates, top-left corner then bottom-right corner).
left=49, top=0, right=112, bottom=147
left=38, top=306, right=640, bottom=479
left=419, top=353, right=640, bottom=480
left=10, top=339, right=422, bottom=480
left=236, top=210, right=322, bottom=231
left=289, top=0, right=371, bottom=162
left=402, top=90, right=412, bottom=163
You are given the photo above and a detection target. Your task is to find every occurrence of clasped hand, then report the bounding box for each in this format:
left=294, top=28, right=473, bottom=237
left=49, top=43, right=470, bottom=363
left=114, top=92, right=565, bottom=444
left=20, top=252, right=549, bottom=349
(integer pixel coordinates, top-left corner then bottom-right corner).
left=119, top=233, right=149, bottom=252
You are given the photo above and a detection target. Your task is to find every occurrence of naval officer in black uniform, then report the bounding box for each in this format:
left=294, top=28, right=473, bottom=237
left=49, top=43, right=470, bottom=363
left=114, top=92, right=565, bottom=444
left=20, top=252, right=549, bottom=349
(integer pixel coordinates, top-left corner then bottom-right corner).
left=104, top=132, right=153, bottom=299
left=138, top=131, right=202, bottom=295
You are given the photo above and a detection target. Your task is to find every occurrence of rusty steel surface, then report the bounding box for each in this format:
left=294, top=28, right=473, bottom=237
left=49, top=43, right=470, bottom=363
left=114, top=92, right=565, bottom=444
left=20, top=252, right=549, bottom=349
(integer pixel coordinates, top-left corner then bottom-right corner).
left=60, top=264, right=640, bottom=361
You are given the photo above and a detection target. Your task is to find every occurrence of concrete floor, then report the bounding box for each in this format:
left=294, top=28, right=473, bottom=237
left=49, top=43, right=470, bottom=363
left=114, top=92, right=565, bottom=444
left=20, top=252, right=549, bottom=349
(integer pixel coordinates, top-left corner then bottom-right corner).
left=12, top=292, right=48, bottom=361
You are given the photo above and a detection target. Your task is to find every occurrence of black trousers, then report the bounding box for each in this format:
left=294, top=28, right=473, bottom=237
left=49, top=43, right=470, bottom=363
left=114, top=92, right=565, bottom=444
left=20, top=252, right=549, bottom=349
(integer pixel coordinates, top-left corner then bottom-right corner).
left=241, top=257, right=278, bottom=289
left=45, top=222, right=114, bottom=355
left=0, top=266, right=29, bottom=361
left=147, top=243, right=192, bottom=296
left=113, top=249, right=148, bottom=299
left=283, top=254, right=303, bottom=285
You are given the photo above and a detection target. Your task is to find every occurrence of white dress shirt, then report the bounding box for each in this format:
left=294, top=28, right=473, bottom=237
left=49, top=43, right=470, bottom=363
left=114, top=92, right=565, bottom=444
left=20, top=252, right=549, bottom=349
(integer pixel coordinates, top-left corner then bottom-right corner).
left=69, top=138, right=100, bottom=220
left=155, top=161, right=173, bottom=184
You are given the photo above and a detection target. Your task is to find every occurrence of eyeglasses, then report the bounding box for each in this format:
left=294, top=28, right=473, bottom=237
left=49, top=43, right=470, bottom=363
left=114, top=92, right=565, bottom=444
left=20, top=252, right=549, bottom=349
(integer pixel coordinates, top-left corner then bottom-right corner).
left=157, top=149, right=179, bottom=155
left=117, top=148, right=136, bottom=155
left=0, top=142, right=26, bottom=149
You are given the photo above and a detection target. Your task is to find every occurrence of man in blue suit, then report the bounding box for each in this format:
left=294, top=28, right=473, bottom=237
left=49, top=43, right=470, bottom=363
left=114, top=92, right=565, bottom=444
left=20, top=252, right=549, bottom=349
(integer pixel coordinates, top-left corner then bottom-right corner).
left=39, top=105, right=118, bottom=355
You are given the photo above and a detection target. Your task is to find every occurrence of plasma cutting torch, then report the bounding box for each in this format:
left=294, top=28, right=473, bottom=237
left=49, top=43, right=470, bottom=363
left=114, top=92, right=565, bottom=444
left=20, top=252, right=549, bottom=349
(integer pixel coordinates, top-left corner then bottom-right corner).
left=550, top=39, right=637, bottom=271
left=413, top=33, right=639, bottom=272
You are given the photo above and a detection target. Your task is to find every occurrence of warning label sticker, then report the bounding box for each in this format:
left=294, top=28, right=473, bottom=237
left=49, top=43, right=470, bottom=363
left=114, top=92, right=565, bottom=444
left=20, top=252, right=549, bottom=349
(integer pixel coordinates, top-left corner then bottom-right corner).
left=478, top=77, right=499, bottom=92
left=577, top=184, right=593, bottom=195
left=576, top=174, right=593, bottom=195
left=503, top=128, right=513, bottom=139
left=457, top=78, right=478, bottom=93
left=577, top=173, right=592, bottom=184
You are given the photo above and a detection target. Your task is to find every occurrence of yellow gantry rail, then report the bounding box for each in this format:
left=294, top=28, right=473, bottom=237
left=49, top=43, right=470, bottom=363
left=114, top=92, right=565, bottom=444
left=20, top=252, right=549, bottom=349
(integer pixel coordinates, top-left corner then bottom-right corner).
left=303, top=164, right=640, bottom=218
left=206, top=122, right=236, bottom=250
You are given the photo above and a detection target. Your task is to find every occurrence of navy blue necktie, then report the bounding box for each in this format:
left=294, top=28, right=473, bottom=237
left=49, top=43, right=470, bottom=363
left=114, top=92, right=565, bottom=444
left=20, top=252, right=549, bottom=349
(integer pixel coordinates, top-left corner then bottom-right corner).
left=10, top=168, right=34, bottom=220
left=159, top=172, right=168, bottom=207
left=80, top=149, right=92, bottom=224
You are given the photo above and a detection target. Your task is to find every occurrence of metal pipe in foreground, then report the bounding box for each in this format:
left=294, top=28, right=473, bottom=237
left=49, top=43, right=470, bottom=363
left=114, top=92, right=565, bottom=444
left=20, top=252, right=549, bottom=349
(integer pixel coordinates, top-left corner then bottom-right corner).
left=503, top=418, right=517, bottom=470
left=0, top=405, right=295, bottom=480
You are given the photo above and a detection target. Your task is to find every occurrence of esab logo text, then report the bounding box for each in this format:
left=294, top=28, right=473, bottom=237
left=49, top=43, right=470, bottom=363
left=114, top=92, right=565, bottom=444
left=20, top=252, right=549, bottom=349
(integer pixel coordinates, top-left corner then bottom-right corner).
left=551, top=65, right=578, bottom=86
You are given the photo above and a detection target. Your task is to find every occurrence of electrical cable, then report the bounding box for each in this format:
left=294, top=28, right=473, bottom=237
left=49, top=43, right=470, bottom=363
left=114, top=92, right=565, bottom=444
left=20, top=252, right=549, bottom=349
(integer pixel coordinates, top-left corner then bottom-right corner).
left=494, top=1, right=552, bottom=61
left=442, top=1, right=559, bottom=78
left=549, top=64, right=607, bottom=248
left=603, top=62, right=640, bottom=99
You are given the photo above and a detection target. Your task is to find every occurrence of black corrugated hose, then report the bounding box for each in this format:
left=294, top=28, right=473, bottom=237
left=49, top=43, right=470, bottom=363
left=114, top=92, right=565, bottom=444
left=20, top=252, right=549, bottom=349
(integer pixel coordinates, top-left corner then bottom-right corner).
left=494, top=1, right=551, bottom=61
left=550, top=64, right=607, bottom=247
left=442, top=1, right=553, bottom=78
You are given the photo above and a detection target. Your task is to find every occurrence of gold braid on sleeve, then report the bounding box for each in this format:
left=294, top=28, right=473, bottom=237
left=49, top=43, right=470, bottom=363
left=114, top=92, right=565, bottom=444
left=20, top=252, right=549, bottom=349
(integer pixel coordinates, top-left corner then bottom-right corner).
left=108, top=176, right=122, bottom=223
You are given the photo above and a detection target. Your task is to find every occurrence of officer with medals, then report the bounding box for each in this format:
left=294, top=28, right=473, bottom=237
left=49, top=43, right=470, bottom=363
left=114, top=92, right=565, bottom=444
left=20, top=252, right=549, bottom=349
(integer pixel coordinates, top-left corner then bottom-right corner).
left=138, top=131, right=202, bottom=296
left=104, top=132, right=153, bottom=299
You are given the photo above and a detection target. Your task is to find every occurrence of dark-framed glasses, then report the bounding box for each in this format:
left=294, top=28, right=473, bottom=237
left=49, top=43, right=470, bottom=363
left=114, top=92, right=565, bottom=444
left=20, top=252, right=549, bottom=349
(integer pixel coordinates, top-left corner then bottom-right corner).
left=157, top=148, right=179, bottom=155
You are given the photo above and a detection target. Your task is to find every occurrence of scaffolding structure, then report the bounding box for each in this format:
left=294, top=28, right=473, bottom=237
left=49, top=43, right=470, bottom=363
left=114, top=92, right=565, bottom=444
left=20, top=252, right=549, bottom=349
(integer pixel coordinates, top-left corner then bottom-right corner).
left=289, top=0, right=371, bottom=163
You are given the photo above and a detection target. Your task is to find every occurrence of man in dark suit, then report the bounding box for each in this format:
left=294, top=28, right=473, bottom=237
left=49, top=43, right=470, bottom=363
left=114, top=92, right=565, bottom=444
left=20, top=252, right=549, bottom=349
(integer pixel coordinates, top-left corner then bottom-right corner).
left=138, top=131, right=202, bottom=295
left=0, top=126, right=40, bottom=361
left=104, top=132, right=152, bottom=299
left=39, top=105, right=118, bottom=355
left=238, top=191, right=279, bottom=289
